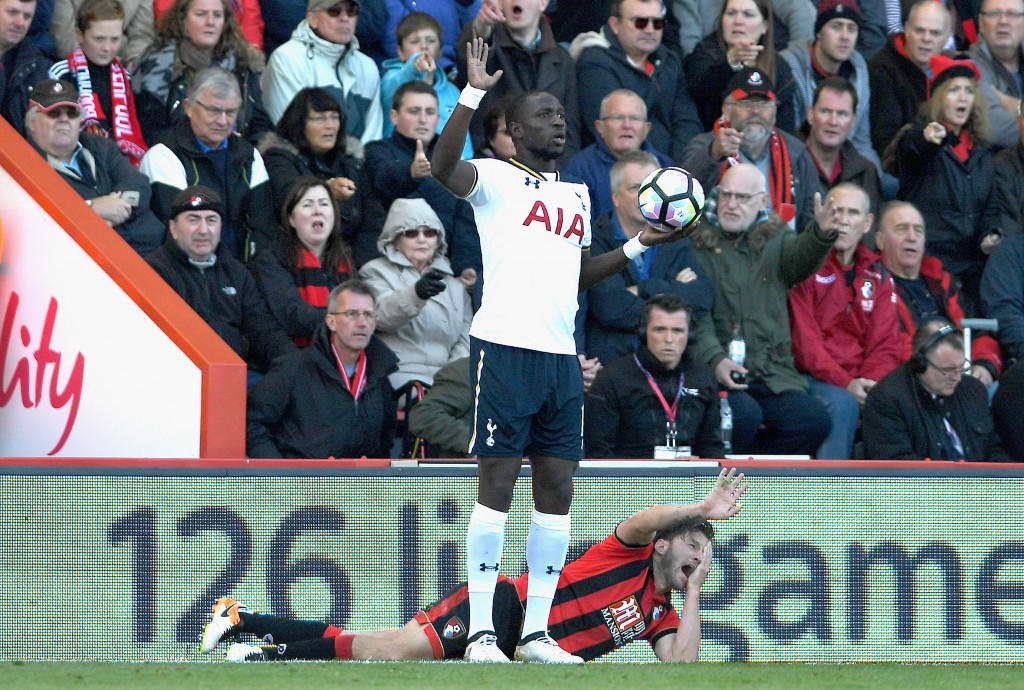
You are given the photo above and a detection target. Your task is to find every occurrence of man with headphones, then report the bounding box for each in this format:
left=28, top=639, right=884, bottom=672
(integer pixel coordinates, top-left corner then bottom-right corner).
left=585, top=294, right=725, bottom=459
left=862, top=319, right=1011, bottom=460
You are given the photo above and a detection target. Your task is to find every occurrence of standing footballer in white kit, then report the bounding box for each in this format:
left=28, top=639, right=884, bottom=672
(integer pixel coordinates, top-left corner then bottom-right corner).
left=429, top=37, right=702, bottom=664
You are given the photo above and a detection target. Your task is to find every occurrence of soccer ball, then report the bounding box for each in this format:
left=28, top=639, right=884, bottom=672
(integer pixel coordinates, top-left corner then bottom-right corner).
left=637, top=166, right=705, bottom=233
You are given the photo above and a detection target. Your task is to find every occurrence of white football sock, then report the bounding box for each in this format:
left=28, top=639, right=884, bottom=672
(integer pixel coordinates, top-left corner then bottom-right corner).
left=521, top=510, right=571, bottom=639
left=466, top=502, right=508, bottom=636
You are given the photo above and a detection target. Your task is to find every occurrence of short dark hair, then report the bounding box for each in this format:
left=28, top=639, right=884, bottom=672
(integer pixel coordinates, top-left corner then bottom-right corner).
left=76, top=0, right=125, bottom=32
left=328, top=279, right=375, bottom=312
left=392, top=80, right=437, bottom=112
left=812, top=76, right=859, bottom=112
left=654, top=518, right=715, bottom=545
left=396, top=10, right=442, bottom=44
left=641, top=294, right=693, bottom=331
left=277, top=87, right=347, bottom=153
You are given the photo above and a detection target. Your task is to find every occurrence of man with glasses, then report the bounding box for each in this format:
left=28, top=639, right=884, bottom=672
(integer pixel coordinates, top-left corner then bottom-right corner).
left=24, top=78, right=165, bottom=256
left=263, top=0, right=383, bottom=145
left=148, top=185, right=296, bottom=381
left=247, top=279, right=399, bottom=458
left=575, top=0, right=701, bottom=164
left=681, top=67, right=824, bottom=232
left=140, top=66, right=275, bottom=262
left=862, top=320, right=1010, bottom=460
left=688, top=163, right=837, bottom=457
left=563, top=88, right=674, bottom=221
left=969, top=0, right=1024, bottom=148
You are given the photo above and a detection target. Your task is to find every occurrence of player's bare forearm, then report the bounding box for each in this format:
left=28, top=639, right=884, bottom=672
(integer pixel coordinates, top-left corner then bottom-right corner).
left=579, top=248, right=633, bottom=291
left=666, top=587, right=701, bottom=662
left=615, top=469, right=746, bottom=545
left=431, top=107, right=476, bottom=197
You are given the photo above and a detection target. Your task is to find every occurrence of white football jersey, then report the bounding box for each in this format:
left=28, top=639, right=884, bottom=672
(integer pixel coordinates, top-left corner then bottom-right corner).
left=464, top=157, right=592, bottom=355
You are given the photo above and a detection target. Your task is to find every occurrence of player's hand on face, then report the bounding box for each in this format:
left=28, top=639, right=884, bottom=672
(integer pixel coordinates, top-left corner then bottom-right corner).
left=465, top=37, right=503, bottom=90
left=704, top=467, right=747, bottom=519
left=689, top=542, right=713, bottom=590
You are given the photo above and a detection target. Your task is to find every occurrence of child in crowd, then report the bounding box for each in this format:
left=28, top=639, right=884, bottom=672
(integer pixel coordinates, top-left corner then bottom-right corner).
left=380, top=12, right=471, bottom=159
left=48, top=0, right=148, bottom=165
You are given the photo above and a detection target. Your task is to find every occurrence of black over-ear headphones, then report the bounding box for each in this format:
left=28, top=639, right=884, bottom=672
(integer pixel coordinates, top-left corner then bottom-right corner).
left=910, top=323, right=960, bottom=374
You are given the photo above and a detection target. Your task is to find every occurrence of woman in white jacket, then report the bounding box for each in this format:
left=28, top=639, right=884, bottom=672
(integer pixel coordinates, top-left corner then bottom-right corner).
left=359, top=198, right=472, bottom=390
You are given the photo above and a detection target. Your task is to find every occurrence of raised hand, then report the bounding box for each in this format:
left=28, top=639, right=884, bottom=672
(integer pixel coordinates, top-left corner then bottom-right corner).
left=465, top=37, right=503, bottom=91
left=472, top=0, right=505, bottom=40
left=703, top=467, right=747, bottom=520
left=812, top=191, right=838, bottom=233
left=410, top=139, right=432, bottom=179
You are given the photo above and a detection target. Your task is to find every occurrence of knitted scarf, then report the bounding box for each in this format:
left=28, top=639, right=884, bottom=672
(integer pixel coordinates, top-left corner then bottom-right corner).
left=68, top=47, right=148, bottom=166
left=294, top=247, right=354, bottom=348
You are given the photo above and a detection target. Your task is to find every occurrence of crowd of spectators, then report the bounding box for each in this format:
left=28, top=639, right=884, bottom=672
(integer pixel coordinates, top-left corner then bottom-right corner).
left=6, top=0, right=1024, bottom=460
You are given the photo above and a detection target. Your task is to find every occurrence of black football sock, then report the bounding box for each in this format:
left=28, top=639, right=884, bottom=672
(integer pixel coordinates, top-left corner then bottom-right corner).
left=238, top=612, right=331, bottom=643
left=263, top=637, right=338, bottom=661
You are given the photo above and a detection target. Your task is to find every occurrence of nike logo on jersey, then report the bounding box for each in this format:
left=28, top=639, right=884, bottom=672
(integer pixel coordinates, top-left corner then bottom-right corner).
left=522, top=200, right=586, bottom=245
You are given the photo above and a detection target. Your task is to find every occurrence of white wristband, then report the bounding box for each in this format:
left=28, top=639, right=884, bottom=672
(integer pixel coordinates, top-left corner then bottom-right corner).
left=623, top=234, right=650, bottom=260
left=458, top=85, right=487, bottom=110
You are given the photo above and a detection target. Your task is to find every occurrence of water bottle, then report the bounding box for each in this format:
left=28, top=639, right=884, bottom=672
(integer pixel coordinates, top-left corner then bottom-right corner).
left=719, top=391, right=733, bottom=455
left=728, top=322, right=746, bottom=385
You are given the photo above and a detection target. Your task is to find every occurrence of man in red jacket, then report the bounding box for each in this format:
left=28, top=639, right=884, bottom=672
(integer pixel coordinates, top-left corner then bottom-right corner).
left=790, top=183, right=902, bottom=459
left=875, top=200, right=1003, bottom=389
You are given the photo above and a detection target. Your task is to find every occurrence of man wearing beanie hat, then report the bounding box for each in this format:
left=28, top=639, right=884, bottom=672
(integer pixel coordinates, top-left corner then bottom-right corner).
left=868, top=0, right=952, bottom=154
left=148, top=185, right=296, bottom=374
left=262, top=0, right=383, bottom=145
left=968, top=0, right=1024, bottom=148
left=681, top=66, right=825, bottom=232
left=781, top=0, right=882, bottom=172
left=25, top=78, right=165, bottom=255
left=0, top=0, right=51, bottom=136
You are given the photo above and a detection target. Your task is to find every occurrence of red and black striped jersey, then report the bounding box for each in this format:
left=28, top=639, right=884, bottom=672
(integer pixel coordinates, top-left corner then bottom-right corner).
left=513, top=532, right=679, bottom=661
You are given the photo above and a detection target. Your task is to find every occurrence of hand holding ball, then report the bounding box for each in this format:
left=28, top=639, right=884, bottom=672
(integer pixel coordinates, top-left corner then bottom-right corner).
left=637, top=167, right=705, bottom=234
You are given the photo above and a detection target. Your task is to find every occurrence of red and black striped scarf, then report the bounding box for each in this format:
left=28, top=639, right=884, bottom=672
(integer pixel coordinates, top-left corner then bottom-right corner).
left=714, top=117, right=794, bottom=212
left=294, top=247, right=353, bottom=348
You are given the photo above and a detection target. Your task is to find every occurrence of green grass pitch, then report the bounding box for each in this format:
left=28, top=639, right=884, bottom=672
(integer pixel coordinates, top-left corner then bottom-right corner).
left=2, top=662, right=1022, bottom=690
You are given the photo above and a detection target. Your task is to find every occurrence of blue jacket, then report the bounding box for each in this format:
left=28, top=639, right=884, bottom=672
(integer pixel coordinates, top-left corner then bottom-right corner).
left=585, top=212, right=715, bottom=364
left=380, top=54, right=473, bottom=160
left=562, top=137, right=674, bottom=222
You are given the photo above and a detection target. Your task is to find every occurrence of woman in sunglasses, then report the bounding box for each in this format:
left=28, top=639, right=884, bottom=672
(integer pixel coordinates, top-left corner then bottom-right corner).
left=359, top=198, right=472, bottom=389
left=684, top=0, right=796, bottom=133
left=133, top=0, right=271, bottom=144
left=252, top=176, right=355, bottom=348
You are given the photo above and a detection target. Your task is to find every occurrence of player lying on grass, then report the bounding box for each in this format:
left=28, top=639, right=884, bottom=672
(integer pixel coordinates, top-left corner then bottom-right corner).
left=200, top=468, right=747, bottom=663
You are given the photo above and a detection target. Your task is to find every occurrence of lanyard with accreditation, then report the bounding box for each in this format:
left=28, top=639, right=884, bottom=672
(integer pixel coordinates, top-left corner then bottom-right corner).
left=331, top=344, right=368, bottom=402
left=633, top=354, right=684, bottom=447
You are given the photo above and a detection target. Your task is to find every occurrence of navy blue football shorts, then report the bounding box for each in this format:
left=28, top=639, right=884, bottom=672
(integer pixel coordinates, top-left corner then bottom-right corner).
left=468, top=336, right=584, bottom=460
left=414, top=578, right=524, bottom=659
